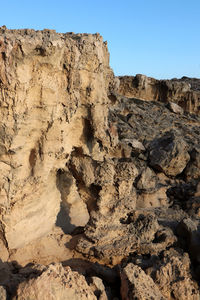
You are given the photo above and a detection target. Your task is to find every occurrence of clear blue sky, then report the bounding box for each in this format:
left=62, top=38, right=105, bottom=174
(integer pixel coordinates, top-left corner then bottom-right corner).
left=1, top=0, right=200, bottom=79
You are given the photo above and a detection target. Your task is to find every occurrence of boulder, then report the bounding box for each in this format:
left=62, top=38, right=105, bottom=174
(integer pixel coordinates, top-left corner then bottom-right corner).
left=120, top=263, right=166, bottom=300
left=168, top=102, right=184, bottom=114
left=148, top=131, right=190, bottom=176
left=153, top=249, right=200, bottom=300
left=136, top=167, right=157, bottom=191
left=13, top=264, right=97, bottom=300
left=177, top=218, right=200, bottom=263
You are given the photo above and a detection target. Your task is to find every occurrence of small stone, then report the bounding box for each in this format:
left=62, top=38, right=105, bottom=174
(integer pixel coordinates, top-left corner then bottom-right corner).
left=168, top=102, right=184, bottom=114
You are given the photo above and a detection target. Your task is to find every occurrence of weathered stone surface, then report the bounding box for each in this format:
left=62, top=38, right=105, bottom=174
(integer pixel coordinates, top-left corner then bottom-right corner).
left=56, top=168, right=90, bottom=233
left=195, top=182, right=200, bottom=196
left=168, top=101, right=184, bottom=114
left=0, top=28, right=114, bottom=249
left=0, top=27, right=200, bottom=300
left=109, top=95, right=200, bottom=154
left=136, top=167, right=157, bottom=191
left=8, top=227, right=78, bottom=266
left=124, top=248, right=200, bottom=299
left=77, top=210, right=166, bottom=262
left=13, top=264, right=97, bottom=300
left=118, top=74, right=200, bottom=115
left=76, top=94, right=200, bottom=262
left=0, top=239, right=9, bottom=262
left=153, top=249, right=200, bottom=300
left=89, top=276, right=108, bottom=300
left=148, top=131, right=190, bottom=176
left=177, top=218, right=200, bottom=263
left=120, top=263, right=166, bottom=300
left=184, top=148, right=200, bottom=180
left=0, top=286, right=7, bottom=300
left=136, top=187, right=169, bottom=208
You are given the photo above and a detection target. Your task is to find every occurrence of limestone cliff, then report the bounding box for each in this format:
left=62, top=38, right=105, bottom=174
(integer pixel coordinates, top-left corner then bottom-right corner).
left=0, top=27, right=116, bottom=249
left=0, top=28, right=200, bottom=300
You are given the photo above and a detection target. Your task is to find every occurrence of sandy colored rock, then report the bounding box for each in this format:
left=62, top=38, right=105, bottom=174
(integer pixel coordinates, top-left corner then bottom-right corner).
left=8, top=227, right=79, bottom=266
left=0, top=239, right=9, bottom=262
left=0, top=286, right=7, bottom=300
left=0, top=28, right=114, bottom=249
left=13, top=263, right=97, bottom=300
left=0, top=27, right=200, bottom=300
left=195, top=182, right=200, bottom=197
left=153, top=249, right=200, bottom=300
left=168, top=101, right=184, bottom=114
left=56, top=169, right=90, bottom=233
left=184, top=148, right=200, bottom=180
left=77, top=210, right=160, bottom=262
left=136, top=186, right=169, bottom=208
left=136, top=167, right=157, bottom=191
left=89, top=276, right=108, bottom=300
left=118, top=74, right=200, bottom=115
left=120, top=263, right=166, bottom=300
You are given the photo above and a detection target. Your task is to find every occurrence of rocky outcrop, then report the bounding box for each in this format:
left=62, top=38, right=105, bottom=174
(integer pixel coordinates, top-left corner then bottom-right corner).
left=118, top=74, right=200, bottom=115
left=76, top=95, right=200, bottom=265
left=0, top=27, right=200, bottom=299
left=0, top=27, right=115, bottom=249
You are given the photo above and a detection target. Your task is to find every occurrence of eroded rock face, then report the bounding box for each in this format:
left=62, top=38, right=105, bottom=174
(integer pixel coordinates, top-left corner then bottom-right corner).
left=76, top=95, right=200, bottom=263
left=0, top=27, right=114, bottom=248
left=0, top=28, right=200, bottom=300
left=118, top=74, right=200, bottom=115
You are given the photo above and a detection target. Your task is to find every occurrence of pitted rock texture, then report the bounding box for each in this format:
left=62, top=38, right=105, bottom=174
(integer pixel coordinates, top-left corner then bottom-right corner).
left=120, top=263, right=166, bottom=300
left=0, top=27, right=114, bottom=249
left=118, top=74, right=200, bottom=115
left=76, top=95, right=200, bottom=263
left=123, top=248, right=200, bottom=300
left=0, top=28, right=200, bottom=300
left=13, top=264, right=97, bottom=300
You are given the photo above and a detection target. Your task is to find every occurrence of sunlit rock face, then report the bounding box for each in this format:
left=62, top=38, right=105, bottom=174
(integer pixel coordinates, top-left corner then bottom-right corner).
left=0, top=27, right=200, bottom=300
left=0, top=27, right=114, bottom=249
left=118, top=74, right=200, bottom=115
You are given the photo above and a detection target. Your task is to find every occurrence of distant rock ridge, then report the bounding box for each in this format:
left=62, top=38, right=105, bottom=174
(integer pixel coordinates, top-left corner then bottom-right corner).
left=118, top=74, right=200, bottom=115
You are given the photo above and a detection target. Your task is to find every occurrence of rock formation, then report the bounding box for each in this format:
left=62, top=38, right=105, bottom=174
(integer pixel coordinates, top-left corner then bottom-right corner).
left=118, top=74, right=200, bottom=115
left=0, top=27, right=199, bottom=299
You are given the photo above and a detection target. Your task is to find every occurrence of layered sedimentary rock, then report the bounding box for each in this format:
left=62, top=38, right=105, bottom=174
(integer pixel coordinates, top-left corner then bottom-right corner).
left=118, top=74, right=200, bottom=115
left=0, top=27, right=115, bottom=249
left=0, top=28, right=200, bottom=299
